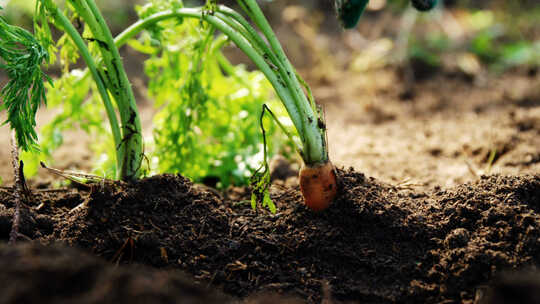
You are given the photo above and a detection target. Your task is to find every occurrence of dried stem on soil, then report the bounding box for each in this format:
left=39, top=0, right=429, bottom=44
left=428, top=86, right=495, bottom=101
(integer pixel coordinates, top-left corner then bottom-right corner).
left=8, top=132, right=30, bottom=245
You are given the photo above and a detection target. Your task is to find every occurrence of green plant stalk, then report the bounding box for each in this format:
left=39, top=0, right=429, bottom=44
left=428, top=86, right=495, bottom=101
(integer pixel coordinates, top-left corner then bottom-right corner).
left=214, top=10, right=310, bottom=135
left=212, top=35, right=303, bottom=153
left=203, top=16, right=302, bottom=132
left=114, top=8, right=302, bottom=137
left=260, top=104, right=300, bottom=152
left=70, top=0, right=143, bottom=181
left=216, top=8, right=288, bottom=73
left=117, top=8, right=294, bottom=117
left=238, top=0, right=325, bottom=164
left=108, top=5, right=327, bottom=165
left=44, top=3, right=123, bottom=170
left=216, top=8, right=308, bottom=142
left=70, top=0, right=124, bottom=104
left=112, top=9, right=282, bottom=90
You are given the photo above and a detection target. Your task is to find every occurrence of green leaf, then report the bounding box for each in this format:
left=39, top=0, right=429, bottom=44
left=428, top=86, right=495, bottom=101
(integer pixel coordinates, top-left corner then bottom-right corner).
left=251, top=192, right=257, bottom=210
left=263, top=191, right=276, bottom=214
left=0, top=12, right=50, bottom=151
left=127, top=36, right=159, bottom=54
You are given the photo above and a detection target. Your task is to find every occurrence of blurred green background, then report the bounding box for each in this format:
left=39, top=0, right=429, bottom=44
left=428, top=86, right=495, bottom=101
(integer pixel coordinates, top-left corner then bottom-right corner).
left=3, top=0, right=538, bottom=73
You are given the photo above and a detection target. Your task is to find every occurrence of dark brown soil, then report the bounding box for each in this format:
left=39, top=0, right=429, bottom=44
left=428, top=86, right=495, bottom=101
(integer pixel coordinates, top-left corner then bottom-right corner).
left=0, top=242, right=230, bottom=304
left=1, top=170, right=539, bottom=303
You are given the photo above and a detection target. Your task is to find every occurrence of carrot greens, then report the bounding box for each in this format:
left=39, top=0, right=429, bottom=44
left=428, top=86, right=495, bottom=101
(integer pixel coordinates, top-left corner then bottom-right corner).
left=2, top=0, right=336, bottom=210
left=0, top=8, right=51, bottom=152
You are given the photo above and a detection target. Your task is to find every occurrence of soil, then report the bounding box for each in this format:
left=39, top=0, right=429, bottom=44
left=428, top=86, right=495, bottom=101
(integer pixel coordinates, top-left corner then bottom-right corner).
left=0, top=242, right=231, bottom=304
left=1, top=169, right=539, bottom=303
left=1, top=3, right=540, bottom=304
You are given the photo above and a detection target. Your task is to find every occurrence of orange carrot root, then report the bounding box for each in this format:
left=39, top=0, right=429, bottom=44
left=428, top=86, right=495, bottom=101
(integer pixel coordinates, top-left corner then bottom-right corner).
left=299, top=161, right=337, bottom=211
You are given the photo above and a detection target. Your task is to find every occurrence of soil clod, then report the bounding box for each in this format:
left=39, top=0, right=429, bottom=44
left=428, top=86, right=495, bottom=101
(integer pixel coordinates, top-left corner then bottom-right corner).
left=1, top=171, right=539, bottom=303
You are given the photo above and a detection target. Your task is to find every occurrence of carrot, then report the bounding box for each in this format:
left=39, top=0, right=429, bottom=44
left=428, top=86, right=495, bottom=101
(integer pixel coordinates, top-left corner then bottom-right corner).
left=299, top=161, right=338, bottom=211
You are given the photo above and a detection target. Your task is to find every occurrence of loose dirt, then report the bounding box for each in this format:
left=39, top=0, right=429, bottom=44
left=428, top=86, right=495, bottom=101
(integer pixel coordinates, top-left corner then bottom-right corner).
left=1, top=169, right=539, bottom=303
left=0, top=242, right=231, bottom=304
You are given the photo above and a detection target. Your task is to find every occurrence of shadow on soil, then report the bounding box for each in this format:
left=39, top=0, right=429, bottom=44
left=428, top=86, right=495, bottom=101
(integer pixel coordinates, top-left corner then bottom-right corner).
left=1, top=169, right=540, bottom=303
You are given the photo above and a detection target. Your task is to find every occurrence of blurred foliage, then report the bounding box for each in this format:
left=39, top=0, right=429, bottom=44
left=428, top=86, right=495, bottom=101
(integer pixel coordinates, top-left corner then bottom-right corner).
left=135, top=14, right=293, bottom=187
left=0, top=0, right=142, bottom=31
left=466, top=10, right=540, bottom=70
left=19, top=0, right=293, bottom=188
left=0, top=0, right=35, bottom=29
left=404, top=1, right=540, bottom=72
left=2, top=0, right=538, bottom=72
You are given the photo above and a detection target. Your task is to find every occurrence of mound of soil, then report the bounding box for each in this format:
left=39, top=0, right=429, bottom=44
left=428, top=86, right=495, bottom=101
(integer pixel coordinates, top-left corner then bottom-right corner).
left=1, top=170, right=539, bottom=303
left=0, top=243, right=230, bottom=304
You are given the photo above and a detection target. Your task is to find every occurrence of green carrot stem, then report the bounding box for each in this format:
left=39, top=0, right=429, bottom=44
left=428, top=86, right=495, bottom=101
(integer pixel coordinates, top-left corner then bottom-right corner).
left=237, top=0, right=326, bottom=164
left=81, top=0, right=143, bottom=181
left=202, top=14, right=304, bottom=141
left=261, top=104, right=303, bottom=153
left=79, top=4, right=328, bottom=164
left=46, top=4, right=123, bottom=171
left=213, top=10, right=308, bottom=135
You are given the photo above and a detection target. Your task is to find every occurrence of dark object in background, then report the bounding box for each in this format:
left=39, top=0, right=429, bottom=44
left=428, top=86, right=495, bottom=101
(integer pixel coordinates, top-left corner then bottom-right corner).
left=411, top=0, right=438, bottom=11
left=336, top=0, right=438, bottom=29
left=480, top=272, right=540, bottom=304
left=443, top=0, right=457, bottom=8
left=335, top=0, right=370, bottom=29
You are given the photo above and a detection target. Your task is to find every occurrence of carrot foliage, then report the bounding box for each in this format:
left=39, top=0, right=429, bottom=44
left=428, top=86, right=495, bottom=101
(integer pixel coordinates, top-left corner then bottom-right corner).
left=0, top=8, right=51, bottom=151
left=15, top=0, right=293, bottom=187
left=140, top=12, right=293, bottom=187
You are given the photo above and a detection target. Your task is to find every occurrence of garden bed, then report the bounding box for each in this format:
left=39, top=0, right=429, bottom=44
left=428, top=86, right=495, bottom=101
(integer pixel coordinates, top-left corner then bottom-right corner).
left=1, top=167, right=539, bottom=303
left=1, top=56, right=540, bottom=304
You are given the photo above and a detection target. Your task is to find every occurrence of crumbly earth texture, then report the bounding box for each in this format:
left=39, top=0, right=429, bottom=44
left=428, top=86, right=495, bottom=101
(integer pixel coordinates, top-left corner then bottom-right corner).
left=1, top=170, right=539, bottom=303
left=0, top=242, right=231, bottom=304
